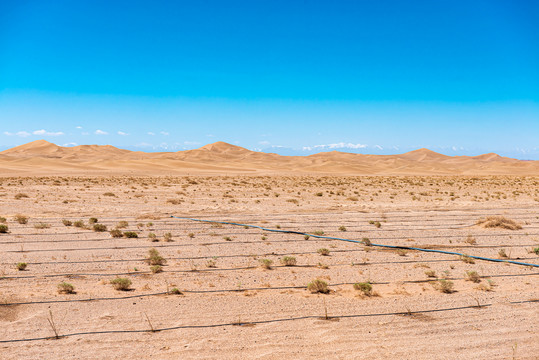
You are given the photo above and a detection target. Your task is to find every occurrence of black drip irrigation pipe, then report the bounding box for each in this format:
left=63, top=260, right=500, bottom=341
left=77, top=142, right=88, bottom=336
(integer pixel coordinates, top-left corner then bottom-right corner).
left=0, top=299, right=537, bottom=344
left=170, top=216, right=539, bottom=268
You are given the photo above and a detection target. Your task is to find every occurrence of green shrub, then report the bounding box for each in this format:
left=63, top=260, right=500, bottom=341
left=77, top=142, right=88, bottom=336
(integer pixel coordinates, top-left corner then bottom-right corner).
left=57, top=282, right=75, bottom=294
left=16, top=262, right=27, bottom=271
left=353, top=282, right=373, bottom=296
left=123, top=231, right=138, bottom=238
left=148, top=233, right=158, bottom=242
left=317, top=248, right=330, bottom=256
left=110, top=277, right=132, bottom=291
left=150, top=265, right=163, bottom=273
left=259, top=259, right=273, bottom=269
left=146, top=248, right=166, bottom=265
left=280, top=256, right=297, bottom=266
left=0, top=224, right=8, bottom=233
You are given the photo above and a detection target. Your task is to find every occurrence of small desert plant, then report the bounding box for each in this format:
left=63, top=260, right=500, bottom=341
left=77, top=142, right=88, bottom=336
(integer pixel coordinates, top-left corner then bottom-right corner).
left=498, top=249, right=509, bottom=259
left=0, top=224, right=8, bottom=233
left=57, top=282, right=75, bottom=294
left=362, top=237, right=372, bottom=246
left=466, top=270, right=481, bottom=283
left=110, top=229, right=123, bottom=238
left=148, top=233, right=158, bottom=242
left=163, top=232, right=173, bottom=242
left=435, top=279, right=454, bottom=293
left=88, top=217, right=98, bottom=224
left=339, top=226, right=347, bottom=232
left=206, top=259, right=217, bottom=268
left=259, top=259, right=273, bottom=269
left=396, top=249, right=408, bottom=256
left=34, top=223, right=51, bottom=229
left=16, top=262, right=27, bottom=271
left=315, top=192, right=323, bottom=197
left=103, top=192, right=116, bottom=197
left=476, top=216, right=522, bottom=230
left=353, top=282, right=373, bottom=296
left=93, top=224, right=107, bottom=232
left=533, top=247, right=539, bottom=255
left=62, top=219, right=72, bottom=226
left=307, top=279, right=330, bottom=294
left=150, top=265, right=163, bottom=273
left=0, top=217, right=6, bottom=223
left=73, top=220, right=85, bottom=228
left=223, top=236, right=232, bottom=241
left=280, top=256, right=297, bottom=266
left=146, top=248, right=166, bottom=265
left=465, top=235, right=477, bottom=245
left=304, top=234, right=310, bottom=240
left=110, top=277, right=132, bottom=291
left=317, top=248, right=330, bottom=256
left=312, top=230, right=325, bottom=236
left=169, top=287, right=182, bottom=295
left=14, top=214, right=28, bottom=224
left=425, top=270, right=436, bottom=278
left=123, top=231, right=138, bottom=238
left=188, top=232, right=195, bottom=238
left=116, top=221, right=129, bottom=229
left=460, top=255, right=475, bottom=264
left=14, top=193, right=29, bottom=199
left=476, top=279, right=495, bottom=292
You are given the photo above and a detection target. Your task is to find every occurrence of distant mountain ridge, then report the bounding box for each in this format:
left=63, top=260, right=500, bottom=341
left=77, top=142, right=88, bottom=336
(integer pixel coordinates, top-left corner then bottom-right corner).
left=0, top=140, right=537, bottom=175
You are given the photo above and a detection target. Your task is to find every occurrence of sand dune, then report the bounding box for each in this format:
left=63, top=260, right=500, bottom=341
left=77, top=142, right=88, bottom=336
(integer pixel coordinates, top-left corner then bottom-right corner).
left=1, top=140, right=538, bottom=175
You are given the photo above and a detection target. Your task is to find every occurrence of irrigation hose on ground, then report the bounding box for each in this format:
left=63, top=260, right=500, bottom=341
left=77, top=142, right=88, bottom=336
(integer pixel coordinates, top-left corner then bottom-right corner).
left=170, top=216, right=539, bottom=268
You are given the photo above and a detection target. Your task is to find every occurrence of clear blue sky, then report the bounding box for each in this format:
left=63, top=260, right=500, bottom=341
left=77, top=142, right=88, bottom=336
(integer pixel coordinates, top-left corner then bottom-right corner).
left=1, top=0, right=538, bottom=158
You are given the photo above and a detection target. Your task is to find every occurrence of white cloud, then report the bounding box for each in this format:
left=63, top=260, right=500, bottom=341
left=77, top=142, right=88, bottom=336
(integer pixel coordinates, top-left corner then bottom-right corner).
left=63, top=142, right=78, bottom=147
left=308, top=142, right=368, bottom=151
left=16, top=131, right=31, bottom=137
left=33, top=129, right=64, bottom=136
left=184, top=141, right=200, bottom=146
left=3, top=131, right=13, bottom=136
left=258, top=141, right=270, bottom=146
left=76, top=126, right=82, bottom=129
left=160, top=131, right=169, bottom=136
left=374, top=145, right=383, bottom=150
left=206, top=134, right=215, bottom=137
left=117, top=131, right=128, bottom=136
left=147, top=132, right=155, bottom=136
left=95, top=130, right=108, bottom=135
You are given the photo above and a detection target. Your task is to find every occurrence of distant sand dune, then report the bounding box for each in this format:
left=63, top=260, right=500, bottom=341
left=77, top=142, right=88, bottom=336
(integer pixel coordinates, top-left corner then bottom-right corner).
left=1, top=140, right=538, bottom=175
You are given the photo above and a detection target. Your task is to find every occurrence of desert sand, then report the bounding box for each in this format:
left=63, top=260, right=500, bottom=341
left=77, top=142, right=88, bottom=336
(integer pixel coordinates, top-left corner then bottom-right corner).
left=0, top=142, right=538, bottom=359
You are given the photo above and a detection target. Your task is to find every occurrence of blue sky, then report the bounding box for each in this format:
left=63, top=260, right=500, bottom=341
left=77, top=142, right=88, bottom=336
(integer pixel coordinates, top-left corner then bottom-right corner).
left=1, top=1, right=538, bottom=158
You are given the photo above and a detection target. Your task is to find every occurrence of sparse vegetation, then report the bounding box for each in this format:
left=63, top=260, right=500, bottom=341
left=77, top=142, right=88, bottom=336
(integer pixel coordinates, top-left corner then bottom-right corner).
left=73, top=220, right=85, bottom=228
left=476, top=216, right=522, bottom=230
left=110, top=229, right=123, bottom=238
left=150, top=265, right=163, bottom=273
left=89, top=217, right=98, bottom=224
left=123, top=231, right=138, bottom=238
left=163, top=232, right=173, bottom=242
left=110, top=277, right=132, bottom=291
left=0, top=224, right=8, bottom=233
left=16, top=262, right=27, bottom=271
left=498, top=249, right=509, bottom=259
left=57, top=282, right=75, bottom=294
left=34, top=222, right=51, bottom=229
left=62, top=219, right=72, bottom=226
left=317, top=248, right=330, bottom=256
left=14, top=214, right=28, bottom=224
left=338, top=225, right=347, bottom=231
left=280, top=256, right=297, bottom=266
left=146, top=248, right=166, bottom=266
left=460, top=255, right=475, bottom=264
left=93, top=224, right=107, bottom=232
left=425, top=270, right=436, bottom=278
left=353, top=282, right=373, bottom=296
left=259, top=258, right=273, bottom=269
left=307, top=279, right=330, bottom=294
left=466, top=270, right=481, bottom=283
left=434, top=279, right=454, bottom=293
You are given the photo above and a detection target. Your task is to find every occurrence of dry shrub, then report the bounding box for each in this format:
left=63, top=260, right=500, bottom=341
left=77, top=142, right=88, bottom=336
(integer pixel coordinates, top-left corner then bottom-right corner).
left=110, top=277, right=132, bottom=291
left=307, top=279, right=330, bottom=294
left=476, top=216, right=522, bottom=230
left=57, top=282, right=75, bottom=294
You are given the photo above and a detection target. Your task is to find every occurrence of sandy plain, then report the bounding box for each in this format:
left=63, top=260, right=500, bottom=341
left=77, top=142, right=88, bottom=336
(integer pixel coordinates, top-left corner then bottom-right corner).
left=0, top=173, right=537, bottom=360
left=0, top=141, right=538, bottom=359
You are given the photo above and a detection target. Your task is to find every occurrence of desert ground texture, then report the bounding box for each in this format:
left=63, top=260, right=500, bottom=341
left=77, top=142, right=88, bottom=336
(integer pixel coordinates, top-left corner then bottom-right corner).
left=0, top=174, right=538, bottom=359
